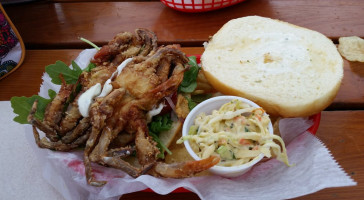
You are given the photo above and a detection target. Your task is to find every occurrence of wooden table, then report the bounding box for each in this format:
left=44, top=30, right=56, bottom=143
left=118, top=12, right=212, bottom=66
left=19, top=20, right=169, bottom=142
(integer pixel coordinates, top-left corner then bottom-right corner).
left=1, top=0, right=364, bottom=199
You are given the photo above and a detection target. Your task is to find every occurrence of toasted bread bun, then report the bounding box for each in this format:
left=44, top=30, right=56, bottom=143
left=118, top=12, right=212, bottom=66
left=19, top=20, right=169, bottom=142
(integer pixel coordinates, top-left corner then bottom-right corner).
left=159, top=120, right=182, bottom=148
left=201, top=16, right=343, bottom=117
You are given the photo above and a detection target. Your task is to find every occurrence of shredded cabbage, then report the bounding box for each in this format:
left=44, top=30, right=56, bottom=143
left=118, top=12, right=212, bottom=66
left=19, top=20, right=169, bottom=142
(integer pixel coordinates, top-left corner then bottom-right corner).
left=177, top=99, right=291, bottom=167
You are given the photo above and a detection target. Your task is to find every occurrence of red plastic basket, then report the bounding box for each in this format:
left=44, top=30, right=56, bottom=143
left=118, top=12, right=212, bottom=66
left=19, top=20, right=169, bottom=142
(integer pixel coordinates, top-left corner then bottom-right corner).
left=160, top=0, right=247, bottom=12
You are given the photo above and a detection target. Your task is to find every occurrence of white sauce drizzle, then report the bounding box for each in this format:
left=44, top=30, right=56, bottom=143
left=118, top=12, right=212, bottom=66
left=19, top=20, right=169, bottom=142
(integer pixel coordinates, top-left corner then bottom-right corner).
left=78, top=58, right=134, bottom=117
left=78, top=83, right=101, bottom=117
left=146, top=103, right=164, bottom=123
left=116, top=58, right=133, bottom=76
left=98, top=58, right=133, bottom=98
left=98, top=79, right=113, bottom=98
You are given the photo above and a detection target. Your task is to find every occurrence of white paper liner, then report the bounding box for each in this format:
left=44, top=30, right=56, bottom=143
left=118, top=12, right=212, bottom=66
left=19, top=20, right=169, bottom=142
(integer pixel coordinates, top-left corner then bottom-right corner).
left=27, top=49, right=356, bottom=200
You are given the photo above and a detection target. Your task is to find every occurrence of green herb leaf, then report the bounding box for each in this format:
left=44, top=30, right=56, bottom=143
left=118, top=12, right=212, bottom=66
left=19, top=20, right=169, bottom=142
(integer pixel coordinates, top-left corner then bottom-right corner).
left=11, top=95, right=53, bottom=124
left=149, top=114, right=173, bottom=134
left=188, top=55, right=198, bottom=67
left=180, top=82, right=197, bottom=93
left=48, top=89, right=57, bottom=99
left=83, top=62, right=96, bottom=72
left=45, top=61, right=82, bottom=85
left=179, top=56, right=200, bottom=93
left=184, top=94, right=212, bottom=111
left=191, top=93, right=212, bottom=103
left=185, top=96, right=197, bottom=110
left=72, top=61, right=82, bottom=74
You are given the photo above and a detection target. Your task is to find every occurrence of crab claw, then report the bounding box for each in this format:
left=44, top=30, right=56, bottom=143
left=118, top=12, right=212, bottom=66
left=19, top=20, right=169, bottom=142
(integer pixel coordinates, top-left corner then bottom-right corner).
left=151, top=156, right=220, bottom=178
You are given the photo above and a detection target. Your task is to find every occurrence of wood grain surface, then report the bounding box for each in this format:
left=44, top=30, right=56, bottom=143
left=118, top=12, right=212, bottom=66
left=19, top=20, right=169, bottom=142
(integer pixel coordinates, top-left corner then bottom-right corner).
left=3, top=0, right=364, bottom=48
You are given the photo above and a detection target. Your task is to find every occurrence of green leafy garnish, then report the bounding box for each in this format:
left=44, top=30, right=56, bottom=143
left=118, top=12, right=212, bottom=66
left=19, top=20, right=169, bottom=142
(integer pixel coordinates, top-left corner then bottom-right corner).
left=45, top=61, right=82, bottom=85
left=84, top=62, right=96, bottom=72
left=184, top=94, right=212, bottom=111
left=179, top=56, right=200, bottom=93
left=191, top=93, right=212, bottom=103
left=185, top=96, right=197, bottom=110
left=180, top=82, right=197, bottom=93
left=188, top=55, right=198, bottom=67
left=45, top=59, right=98, bottom=85
left=11, top=89, right=56, bottom=124
left=149, top=114, right=173, bottom=133
left=48, top=89, right=57, bottom=99
left=148, top=114, right=173, bottom=159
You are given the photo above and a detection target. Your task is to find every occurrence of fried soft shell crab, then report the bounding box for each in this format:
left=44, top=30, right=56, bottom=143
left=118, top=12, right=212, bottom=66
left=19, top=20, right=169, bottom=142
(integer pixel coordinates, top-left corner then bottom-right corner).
left=27, top=29, right=219, bottom=186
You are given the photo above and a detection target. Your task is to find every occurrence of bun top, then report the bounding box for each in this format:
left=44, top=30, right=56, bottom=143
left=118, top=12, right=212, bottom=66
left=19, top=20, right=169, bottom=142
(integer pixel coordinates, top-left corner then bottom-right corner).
left=201, top=16, right=343, bottom=117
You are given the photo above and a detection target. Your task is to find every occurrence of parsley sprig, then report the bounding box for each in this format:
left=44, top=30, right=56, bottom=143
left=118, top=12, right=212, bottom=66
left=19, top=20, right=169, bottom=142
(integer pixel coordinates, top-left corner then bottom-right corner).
left=179, top=56, right=200, bottom=93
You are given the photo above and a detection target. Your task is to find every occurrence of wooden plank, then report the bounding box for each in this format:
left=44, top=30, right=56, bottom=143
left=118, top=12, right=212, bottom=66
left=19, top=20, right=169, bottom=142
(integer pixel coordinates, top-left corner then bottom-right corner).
left=3, top=0, right=364, bottom=49
left=0, top=48, right=363, bottom=111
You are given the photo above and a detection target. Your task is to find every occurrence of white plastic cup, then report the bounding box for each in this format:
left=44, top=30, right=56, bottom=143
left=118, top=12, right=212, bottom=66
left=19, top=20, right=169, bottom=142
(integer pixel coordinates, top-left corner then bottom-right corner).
left=182, top=95, right=273, bottom=177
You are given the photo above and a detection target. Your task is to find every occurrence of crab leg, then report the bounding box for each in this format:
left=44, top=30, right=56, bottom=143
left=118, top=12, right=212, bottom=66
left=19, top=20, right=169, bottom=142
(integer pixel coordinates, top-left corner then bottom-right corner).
left=28, top=100, right=60, bottom=142
left=134, top=118, right=159, bottom=166
left=135, top=28, right=158, bottom=56
left=43, top=79, right=74, bottom=133
left=101, top=154, right=154, bottom=178
left=28, top=80, right=73, bottom=142
left=107, top=146, right=136, bottom=158
left=84, top=88, right=125, bottom=186
left=90, top=104, right=160, bottom=178
left=108, top=132, right=135, bottom=148
left=58, top=97, right=82, bottom=136
left=30, top=120, right=91, bottom=152
left=151, top=156, right=220, bottom=178
left=89, top=109, right=127, bottom=162
left=61, top=117, right=90, bottom=144
left=92, top=116, right=150, bottom=178
left=93, top=29, right=157, bottom=66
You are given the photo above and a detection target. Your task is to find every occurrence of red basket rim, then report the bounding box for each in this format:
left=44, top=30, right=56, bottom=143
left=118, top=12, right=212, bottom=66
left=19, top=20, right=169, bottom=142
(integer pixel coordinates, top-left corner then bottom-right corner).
left=160, top=0, right=247, bottom=13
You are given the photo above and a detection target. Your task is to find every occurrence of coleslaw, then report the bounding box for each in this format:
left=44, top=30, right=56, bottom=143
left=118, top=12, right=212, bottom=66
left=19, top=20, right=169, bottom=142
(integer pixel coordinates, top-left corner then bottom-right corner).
left=177, top=99, right=291, bottom=167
